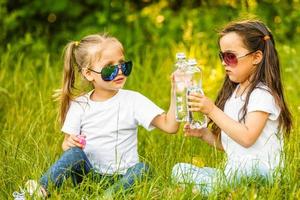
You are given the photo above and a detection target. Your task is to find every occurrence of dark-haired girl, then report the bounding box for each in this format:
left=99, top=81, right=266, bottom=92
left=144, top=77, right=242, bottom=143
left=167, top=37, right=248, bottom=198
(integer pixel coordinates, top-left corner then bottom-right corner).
left=172, top=19, right=292, bottom=194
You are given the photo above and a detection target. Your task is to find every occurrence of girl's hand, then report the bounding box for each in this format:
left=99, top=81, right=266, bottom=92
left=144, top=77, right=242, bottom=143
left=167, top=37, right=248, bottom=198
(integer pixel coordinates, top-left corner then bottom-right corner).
left=183, top=123, right=206, bottom=138
left=170, top=73, right=176, bottom=96
left=63, top=134, right=86, bottom=151
left=187, top=93, right=215, bottom=115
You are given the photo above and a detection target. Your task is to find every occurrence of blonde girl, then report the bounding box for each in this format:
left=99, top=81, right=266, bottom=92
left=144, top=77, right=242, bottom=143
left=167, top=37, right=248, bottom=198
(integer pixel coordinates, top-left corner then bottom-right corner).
left=19, top=34, right=178, bottom=198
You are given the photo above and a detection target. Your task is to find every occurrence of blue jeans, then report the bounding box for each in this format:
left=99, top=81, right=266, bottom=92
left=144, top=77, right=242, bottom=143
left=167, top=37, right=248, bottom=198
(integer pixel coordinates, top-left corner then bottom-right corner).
left=40, top=147, right=149, bottom=194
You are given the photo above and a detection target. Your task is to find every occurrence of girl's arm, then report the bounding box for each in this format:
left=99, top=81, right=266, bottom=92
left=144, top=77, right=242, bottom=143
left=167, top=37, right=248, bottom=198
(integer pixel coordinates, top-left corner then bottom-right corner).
left=184, top=124, right=224, bottom=150
left=151, top=92, right=179, bottom=134
left=188, top=93, right=269, bottom=148
left=208, top=106, right=268, bottom=148
left=62, top=133, right=85, bottom=151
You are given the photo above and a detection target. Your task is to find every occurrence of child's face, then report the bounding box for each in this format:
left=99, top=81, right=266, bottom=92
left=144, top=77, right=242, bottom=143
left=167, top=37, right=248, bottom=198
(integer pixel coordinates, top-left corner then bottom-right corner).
left=219, top=32, right=257, bottom=84
left=89, top=46, right=127, bottom=91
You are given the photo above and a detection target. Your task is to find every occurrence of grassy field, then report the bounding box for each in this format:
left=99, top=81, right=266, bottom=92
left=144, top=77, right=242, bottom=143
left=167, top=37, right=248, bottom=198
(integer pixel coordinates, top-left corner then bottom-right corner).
left=1, top=27, right=300, bottom=200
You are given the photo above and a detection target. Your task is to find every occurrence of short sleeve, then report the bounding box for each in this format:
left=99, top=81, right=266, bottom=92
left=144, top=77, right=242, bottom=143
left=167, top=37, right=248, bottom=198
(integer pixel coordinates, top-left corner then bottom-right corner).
left=247, top=87, right=280, bottom=120
left=61, top=101, right=85, bottom=135
left=133, top=92, right=165, bottom=131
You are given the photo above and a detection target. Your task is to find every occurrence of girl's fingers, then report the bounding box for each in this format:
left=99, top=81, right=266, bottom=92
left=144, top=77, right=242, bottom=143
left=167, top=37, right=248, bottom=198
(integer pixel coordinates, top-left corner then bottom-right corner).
left=184, top=124, right=198, bottom=137
left=184, top=130, right=195, bottom=137
left=170, top=73, right=175, bottom=80
left=67, top=140, right=76, bottom=147
left=188, top=108, right=201, bottom=112
left=68, top=135, right=83, bottom=148
left=187, top=95, right=204, bottom=103
left=170, top=73, right=175, bottom=85
left=188, top=93, right=203, bottom=98
left=183, top=123, right=190, bottom=130
left=170, top=74, right=176, bottom=93
left=70, top=134, right=79, bottom=141
left=188, top=102, right=201, bottom=107
left=187, top=95, right=198, bottom=101
left=183, top=123, right=191, bottom=136
left=187, top=102, right=202, bottom=112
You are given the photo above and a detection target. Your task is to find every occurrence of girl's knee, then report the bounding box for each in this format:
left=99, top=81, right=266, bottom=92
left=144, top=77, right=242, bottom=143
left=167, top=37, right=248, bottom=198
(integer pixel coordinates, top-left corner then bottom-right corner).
left=172, top=163, right=192, bottom=176
left=58, top=147, right=91, bottom=168
left=68, top=146, right=84, bottom=153
left=138, top=162, right=150, bottom=172
left=65, top=147, right=85, bottom=159
left=129, top=162, right=150, bottom=176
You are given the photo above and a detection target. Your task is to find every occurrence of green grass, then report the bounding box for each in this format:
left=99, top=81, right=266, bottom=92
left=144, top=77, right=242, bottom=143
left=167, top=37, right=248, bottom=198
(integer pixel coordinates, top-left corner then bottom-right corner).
left=0, top=37, right=300, bottom=199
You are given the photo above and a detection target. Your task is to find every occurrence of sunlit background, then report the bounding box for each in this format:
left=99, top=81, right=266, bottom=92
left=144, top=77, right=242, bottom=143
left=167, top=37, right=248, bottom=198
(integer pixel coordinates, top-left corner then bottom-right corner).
left=1, top=0, right=299, bottom=199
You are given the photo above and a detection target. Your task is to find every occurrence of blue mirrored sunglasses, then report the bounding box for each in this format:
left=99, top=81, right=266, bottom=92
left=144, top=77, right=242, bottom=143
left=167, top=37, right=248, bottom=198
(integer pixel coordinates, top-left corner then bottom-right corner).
left=88, top=61, right=133, bottom=81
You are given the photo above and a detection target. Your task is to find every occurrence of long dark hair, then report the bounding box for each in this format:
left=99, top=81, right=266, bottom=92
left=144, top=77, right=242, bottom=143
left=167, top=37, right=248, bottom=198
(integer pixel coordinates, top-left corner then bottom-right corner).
left=211, top=19, right=292, bottom=136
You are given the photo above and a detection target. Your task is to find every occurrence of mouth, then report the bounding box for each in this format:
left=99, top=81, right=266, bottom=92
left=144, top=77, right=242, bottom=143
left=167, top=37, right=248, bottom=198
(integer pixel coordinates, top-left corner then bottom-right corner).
left=225, top=68, right=232, bottom=74
left=113, top=77, right=125, bottom=83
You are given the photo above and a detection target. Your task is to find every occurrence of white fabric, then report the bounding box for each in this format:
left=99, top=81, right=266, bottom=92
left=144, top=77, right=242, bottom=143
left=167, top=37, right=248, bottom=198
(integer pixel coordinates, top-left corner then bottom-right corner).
left=62, top=89, right=164, bottom=174
left=172, top=163, right=222, bottom=195
left=221, top=83, right=282, bottom=175
left=171, top=161, right=272, bottom=196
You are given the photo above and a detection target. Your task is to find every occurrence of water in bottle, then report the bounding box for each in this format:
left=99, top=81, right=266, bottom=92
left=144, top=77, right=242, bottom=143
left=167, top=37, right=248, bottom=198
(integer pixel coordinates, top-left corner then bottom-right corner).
left=186, top=59, right=207, bottom=129
left=174, top=52, right=189, bottom=122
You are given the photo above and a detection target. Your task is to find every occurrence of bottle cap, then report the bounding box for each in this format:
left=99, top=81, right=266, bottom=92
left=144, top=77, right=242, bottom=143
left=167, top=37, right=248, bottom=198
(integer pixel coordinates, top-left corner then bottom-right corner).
left=176, top=52, right=186, bottom=59
left=187, top=59, right=197, bottom=66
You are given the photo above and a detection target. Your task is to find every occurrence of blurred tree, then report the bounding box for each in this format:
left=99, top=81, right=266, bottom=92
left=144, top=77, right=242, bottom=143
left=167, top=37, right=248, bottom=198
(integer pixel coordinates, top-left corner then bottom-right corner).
left=1, top=0, right=299, bottom=51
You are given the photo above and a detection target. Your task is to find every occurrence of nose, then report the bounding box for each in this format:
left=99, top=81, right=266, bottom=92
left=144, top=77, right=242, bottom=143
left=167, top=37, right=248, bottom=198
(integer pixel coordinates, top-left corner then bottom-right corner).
left=221, top=59, right=227, bottom=66
left=113, top=64, right=123, bottom=75
left=117, top=65, right=123, bottom=75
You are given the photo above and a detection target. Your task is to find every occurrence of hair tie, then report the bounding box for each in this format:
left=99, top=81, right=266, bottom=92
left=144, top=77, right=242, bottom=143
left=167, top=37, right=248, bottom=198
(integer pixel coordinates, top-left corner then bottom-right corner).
left=74, top=41, right=80, bottom=47
left=263, top=35, right=270, bottom=41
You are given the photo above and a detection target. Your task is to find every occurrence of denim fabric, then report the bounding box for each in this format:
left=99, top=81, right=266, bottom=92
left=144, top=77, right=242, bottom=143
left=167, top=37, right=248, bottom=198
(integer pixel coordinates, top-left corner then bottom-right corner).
left=39, top=147, right=93, bottom=190
left=39, top=147, right=149, bottom=194
left=104, top=162, right=150, bottom=194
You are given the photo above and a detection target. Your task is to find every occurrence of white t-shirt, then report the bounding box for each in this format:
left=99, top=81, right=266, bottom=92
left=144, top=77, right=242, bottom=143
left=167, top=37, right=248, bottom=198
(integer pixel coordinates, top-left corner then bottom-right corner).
left=61, top=89, right=164, bottom=175
left=221, top=83, right=282, bottom=175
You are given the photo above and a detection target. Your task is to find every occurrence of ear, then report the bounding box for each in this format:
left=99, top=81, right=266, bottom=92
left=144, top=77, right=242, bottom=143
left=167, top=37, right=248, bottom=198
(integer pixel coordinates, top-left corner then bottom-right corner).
left=253, top=50, right=263, bottom=65
left=81, top=68, right=94, bottom=81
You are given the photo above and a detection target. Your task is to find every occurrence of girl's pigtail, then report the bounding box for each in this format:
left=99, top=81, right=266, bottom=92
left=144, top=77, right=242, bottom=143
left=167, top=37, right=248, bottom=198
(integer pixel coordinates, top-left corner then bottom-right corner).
left=59, top=41, right=78, bottom=125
